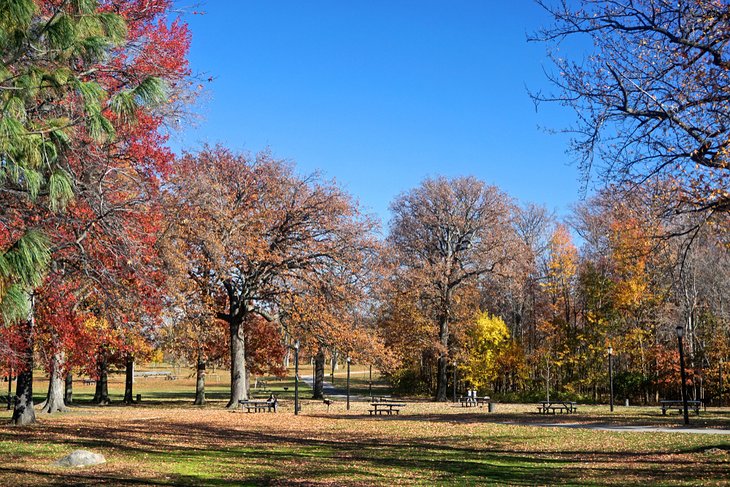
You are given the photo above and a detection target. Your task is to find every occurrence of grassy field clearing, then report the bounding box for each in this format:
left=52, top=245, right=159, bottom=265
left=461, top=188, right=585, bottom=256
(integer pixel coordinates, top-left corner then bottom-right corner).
left=1, top=371, right=729, bottom=485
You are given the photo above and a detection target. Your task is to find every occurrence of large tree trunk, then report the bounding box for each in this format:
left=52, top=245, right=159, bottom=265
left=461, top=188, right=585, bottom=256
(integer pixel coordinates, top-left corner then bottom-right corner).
left=312, top=346, right=325, bottom=399
left=123, top=353, right=134, bottom=404
left=93, top=353, right=110, bottom=405
left=226, top=319, right=248, bottom=408
left=12, top=363, right=35, bottom=426
left=40, top=351, right=68, bottom=414
left=64, top=372, right=73, bottom=405
left=435, top=313, right=450, bottom=402
left=194, top=351, right=206, bottom=405
left=12, top=297, right=36, bottom=426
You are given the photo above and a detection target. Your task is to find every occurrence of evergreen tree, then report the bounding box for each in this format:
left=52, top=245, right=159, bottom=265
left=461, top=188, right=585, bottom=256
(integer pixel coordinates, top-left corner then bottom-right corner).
left=0, top=0, right=164, bottom=425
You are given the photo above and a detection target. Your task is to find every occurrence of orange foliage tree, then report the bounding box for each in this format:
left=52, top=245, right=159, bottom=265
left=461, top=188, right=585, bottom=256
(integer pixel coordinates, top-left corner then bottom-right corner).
left=163, top=146, right=380, bottom=407
left=386, top=176, right=516, bottom=401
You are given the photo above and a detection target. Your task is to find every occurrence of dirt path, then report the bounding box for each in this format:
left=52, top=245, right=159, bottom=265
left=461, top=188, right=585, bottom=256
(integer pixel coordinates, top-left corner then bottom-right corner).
left=499, top=421, right=730, bottom=435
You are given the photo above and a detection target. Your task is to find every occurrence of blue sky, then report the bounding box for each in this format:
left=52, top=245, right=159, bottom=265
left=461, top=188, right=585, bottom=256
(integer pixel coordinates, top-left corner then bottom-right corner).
left=170, top=1, right=583, bottom=226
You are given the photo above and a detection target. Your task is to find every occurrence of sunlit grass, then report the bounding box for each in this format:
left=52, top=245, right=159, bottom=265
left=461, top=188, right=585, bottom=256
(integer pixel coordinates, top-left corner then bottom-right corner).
left=1, top=369, right=729, bottom=485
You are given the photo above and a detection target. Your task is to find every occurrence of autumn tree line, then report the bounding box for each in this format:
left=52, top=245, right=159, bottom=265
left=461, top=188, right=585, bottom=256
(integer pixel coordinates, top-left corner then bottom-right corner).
left=1, top=1, right=729, bottom=426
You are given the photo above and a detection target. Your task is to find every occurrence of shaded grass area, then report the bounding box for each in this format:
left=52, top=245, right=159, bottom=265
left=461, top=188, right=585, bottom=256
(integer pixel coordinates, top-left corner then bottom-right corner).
left=3, top=369, right=730, bottom=485
left=317, top=366, right=393, bottom=398
left=9, top=369, right=316, bottom=407
left=1, top=401, right=730, bottom=486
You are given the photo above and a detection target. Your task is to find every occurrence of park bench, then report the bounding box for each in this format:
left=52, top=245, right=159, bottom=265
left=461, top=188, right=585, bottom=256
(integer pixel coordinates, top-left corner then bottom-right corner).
left=368, top=401, right=406, bottom=416
left=239, top=398, right=278, bottom=413
left=82, top=378, right=96, bottom=385
left=537, top=401, right=578, bottom=414
left=660, top=400, right=701, bottom=416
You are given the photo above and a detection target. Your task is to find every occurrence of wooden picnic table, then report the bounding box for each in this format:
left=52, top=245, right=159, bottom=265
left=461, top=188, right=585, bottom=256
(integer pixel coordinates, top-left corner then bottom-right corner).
left=660, top=400, right=701, bottom=415
left=368, top=402, right=406, bottom=416
left=459, top=396, right=490, bottom=407
left=537, top=401, right=578, bottom=414
left=239, top=399, right=278, bottom=413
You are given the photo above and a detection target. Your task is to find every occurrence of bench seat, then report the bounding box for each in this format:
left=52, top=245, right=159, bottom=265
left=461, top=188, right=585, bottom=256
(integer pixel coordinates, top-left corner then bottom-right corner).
left=537, top=405, right=577, bottom=414
left=368, top=408, right=400, bottom=415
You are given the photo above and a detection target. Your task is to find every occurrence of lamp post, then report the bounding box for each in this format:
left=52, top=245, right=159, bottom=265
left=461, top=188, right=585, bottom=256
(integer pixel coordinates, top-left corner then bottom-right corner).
left=720, top=359, right=724, bottom=408
left=346, top=356, right=351, bottom=411
left=676, top=326, right=690, bottom=425
left=294, top=340, right=300, bottom=416
left=453, top=362, right=457, bottom=403
left=369, top=364, right=372, bottom=400
left=608, top=346, right=614, bottom=412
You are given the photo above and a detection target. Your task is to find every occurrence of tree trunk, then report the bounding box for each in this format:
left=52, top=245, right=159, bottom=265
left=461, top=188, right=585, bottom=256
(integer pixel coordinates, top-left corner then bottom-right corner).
left=12, top=297, right=36, bottom=426
left=331, top=350, right=339, bottom=373
left=226, top=319, right=248, bottom=408
left=64, top=372, right=73, bottom=405
left=93, top=353, right=110, bottom=405
left=313, top=346, right=325, bottom=399
left=123, top=353, right=134, bottom=404
left=194, top=351, right=206, bottom=405
left=7, top=369, right=13, bottom=410
left=283, top=332, right=291, bottom=368
left=435, top=312, right=450, bottom=402
left=41, top=351, right=68, bottom=414
left=12, top=363, right=35, bottom=426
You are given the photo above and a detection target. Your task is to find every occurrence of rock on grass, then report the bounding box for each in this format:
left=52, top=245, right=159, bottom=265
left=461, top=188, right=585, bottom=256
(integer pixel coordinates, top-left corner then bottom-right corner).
left=53, top=450, right=106, bottom=468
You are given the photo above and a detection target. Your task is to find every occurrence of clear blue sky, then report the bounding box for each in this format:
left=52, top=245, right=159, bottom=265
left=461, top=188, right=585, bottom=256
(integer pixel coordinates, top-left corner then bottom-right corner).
left=170, top=1, right=582, bottom=226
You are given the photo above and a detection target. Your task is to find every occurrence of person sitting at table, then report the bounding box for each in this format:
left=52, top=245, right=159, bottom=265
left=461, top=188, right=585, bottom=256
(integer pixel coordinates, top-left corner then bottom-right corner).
left=267, top=393, right=278, bottom=412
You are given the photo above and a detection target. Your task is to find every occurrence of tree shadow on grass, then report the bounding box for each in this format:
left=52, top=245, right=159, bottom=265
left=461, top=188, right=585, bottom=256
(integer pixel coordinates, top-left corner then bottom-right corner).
left=1, top=412, right=729, bottom=485
left=314, top=409, right=730, bottom=430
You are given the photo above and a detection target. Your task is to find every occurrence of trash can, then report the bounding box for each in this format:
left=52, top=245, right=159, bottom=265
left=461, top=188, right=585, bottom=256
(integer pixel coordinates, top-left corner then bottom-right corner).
left=488, top=402, right=495, bottom=413
left=624, top=398, right=629, bottom=407
left=136, top=394, right=142, bottom=403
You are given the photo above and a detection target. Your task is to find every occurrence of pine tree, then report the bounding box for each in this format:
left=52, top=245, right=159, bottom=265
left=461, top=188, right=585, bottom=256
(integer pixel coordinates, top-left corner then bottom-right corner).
left=0, top=0, right=164, bottom=425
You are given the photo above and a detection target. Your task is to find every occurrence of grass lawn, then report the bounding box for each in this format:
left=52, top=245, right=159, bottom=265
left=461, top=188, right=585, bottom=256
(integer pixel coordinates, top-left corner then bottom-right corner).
left=0, top=371, right=729, bottom=485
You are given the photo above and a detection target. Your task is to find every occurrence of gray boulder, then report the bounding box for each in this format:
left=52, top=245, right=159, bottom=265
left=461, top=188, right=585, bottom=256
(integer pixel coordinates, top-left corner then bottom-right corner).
left=53, top=449, right=106, bottom=468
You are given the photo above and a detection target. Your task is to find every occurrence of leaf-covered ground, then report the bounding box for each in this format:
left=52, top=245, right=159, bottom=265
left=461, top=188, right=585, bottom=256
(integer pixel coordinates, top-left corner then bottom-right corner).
left=1, top=392, right=729, bottom=486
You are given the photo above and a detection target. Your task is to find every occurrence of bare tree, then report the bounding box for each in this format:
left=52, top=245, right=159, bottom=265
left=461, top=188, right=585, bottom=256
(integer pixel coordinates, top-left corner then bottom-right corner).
left=533, top=0, right=730, bottom=221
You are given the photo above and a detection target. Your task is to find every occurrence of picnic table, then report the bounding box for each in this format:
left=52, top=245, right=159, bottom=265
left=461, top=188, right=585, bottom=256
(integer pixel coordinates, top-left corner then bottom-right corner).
left=459, top=395, right=490, bottom=407
left=368, top=401, right=406, bottom=416
left=238, top=398, right=278, bottom=413
left=537, top=401, right=578, bottom=414
left=660, top=400, right=701, bottom=415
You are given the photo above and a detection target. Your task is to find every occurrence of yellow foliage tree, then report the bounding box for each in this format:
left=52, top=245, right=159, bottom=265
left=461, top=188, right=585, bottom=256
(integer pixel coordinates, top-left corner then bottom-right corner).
left=461, top=312, right=510, bottom=391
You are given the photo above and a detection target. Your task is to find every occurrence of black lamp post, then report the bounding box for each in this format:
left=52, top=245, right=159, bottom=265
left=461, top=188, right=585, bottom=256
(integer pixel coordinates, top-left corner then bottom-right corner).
left=720, top=359, right=724, bottom=408
left=346, top=356, right=351, bottom=411
left=608, top=346, right=614, bottom=412
left=294, top=340, right=300, bottom=416
left=453, top=362, right=457, bottom=403
left=676, top=326, right=690, bottom=425
left=369, top=364, right=372, bottom=399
